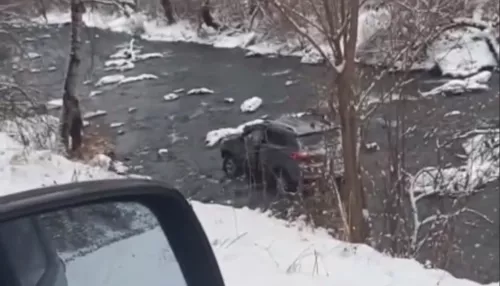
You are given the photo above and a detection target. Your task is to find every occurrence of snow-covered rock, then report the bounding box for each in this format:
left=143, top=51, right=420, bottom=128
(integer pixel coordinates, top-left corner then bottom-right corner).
left=119, top=74, right=158, bottom=84
left=136, top=53, right=163, bottom=60
left=187, top=88, right=214, bottom=95
left=224, top=97, right=234, bottom=103
left=420, top=71, right=492, bottom=97
left=88, top=154, right=112, bottom=169
left=163, top=93, right=180, bottom=101
left=173, top=88, right=185, bottom=93
left=83, top=110, right=107, bottom=119
left=110, top=122, right=124, bottom=128
left=27, top=52, right=41, bottom=59
left=89, top=90, right=103, bottom=97
left=444, top=110, right=462, bottom=117
left=240, top=97, right=263, bottom=113
left=429, top=27, right=498, bottom=77
left=96, top=74, right=126, bottom=86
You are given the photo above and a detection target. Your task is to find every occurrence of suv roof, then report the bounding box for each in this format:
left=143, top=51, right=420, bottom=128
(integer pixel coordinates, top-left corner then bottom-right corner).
left=269, top=114, right=334, bottom=136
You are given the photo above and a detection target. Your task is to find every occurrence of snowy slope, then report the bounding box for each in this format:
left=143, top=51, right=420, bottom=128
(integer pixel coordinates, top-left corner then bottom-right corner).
left=1, top=128, right=498, bottom=286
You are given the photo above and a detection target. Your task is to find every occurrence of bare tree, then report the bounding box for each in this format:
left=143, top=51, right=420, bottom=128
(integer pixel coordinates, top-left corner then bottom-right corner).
left=161, top=0, right=175, bottom=24
left=60, top=0, right=85, bottom=156
left=270, top=0, right=368, bottom=243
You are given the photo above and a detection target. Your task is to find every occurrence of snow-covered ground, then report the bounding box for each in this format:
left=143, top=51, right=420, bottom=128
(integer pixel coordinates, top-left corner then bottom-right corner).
left=32, top=9, right=499, bottom=78
left=1, top=117, right=499, bottom=286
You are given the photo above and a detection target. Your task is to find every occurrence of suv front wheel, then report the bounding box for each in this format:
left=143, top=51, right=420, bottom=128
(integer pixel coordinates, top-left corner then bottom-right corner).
left=222, top=154, right=243, bottom=178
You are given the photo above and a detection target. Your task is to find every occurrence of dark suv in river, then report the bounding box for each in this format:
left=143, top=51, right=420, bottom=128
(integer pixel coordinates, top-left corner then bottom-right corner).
left=219, top=114, right=343, bottom=193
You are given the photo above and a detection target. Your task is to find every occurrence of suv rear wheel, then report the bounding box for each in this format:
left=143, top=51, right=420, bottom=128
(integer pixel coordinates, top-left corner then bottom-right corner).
left=273, top=169, right=296, bottom=194
left=222, top=154, right=243, bottom=178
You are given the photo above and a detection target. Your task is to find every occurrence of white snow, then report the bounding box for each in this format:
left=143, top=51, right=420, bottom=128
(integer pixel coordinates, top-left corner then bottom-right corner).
left=163, top=93, right=180, bottom=101
left=83, top=110, right=107, bottom=119
left=187, top=87, right=214, bottom=95
left=224, top=97, right=235, bottom=103
left=33, top=10, right=498, bottom=77
left=240, top=96, right=263, bottom=113
left=205, top=119, right=263, bottom=147
left=0, top=118, right=499, bottom=286
left=173, top=88, right=185, bottom=93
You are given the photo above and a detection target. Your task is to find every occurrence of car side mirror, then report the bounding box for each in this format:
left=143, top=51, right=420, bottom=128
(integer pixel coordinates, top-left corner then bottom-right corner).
left=0, top=179, right=225, bottom=286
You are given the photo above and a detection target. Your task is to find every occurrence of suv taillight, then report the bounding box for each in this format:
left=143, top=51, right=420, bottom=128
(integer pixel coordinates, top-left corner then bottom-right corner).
left=291, top=151, right=311, bottom=162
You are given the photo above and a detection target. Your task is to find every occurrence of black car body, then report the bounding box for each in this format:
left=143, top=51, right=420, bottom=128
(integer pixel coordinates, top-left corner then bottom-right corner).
left=219, top=114, right=343, bottom=193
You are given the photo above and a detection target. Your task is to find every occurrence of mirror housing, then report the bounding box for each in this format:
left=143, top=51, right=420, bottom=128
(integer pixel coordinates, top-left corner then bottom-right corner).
left=0, top=179, right=225, bottom=286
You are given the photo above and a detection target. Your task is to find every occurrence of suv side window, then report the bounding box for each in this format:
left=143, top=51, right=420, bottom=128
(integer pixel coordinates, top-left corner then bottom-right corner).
left=0, top=217, right=47, bottom=286
left=265, top=129, right=289, bottom=146
left=245, top=128, right=266, bottom=145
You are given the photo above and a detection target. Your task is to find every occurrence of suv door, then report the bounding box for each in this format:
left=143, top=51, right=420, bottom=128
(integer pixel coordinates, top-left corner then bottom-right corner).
left=242, top=127, right=266, bottom=181
left=260, top=128, right=298, bottom=180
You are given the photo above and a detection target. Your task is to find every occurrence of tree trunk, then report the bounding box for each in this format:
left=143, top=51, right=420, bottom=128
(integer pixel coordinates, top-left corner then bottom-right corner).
left=61, top=0, right=84, bottom=156
left=161, top=0, right=175, bottom=25
left=335, top=0, right=369, bottom=243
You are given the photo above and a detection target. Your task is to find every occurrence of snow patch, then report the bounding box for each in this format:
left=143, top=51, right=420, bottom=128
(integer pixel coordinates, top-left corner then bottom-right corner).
left=420, top=71, right=491, bottom=97
left=46, top=99, right=63, bottom=109
left=110, top=122, right=124, bottom=128
left=119, top=73, right=158, bottom=84
left=163, top=93, right=180, bottom=101
left=83, top=110, right=107, bottom=119
left=96, top=74, right=126, bottom=86
left=89, top=90, right=103, bottom=97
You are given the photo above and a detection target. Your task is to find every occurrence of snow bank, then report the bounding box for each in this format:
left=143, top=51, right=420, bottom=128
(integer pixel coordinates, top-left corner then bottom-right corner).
left=0, top=129, right=497, bottom=286
left=33, top=10, right=498, bottom=77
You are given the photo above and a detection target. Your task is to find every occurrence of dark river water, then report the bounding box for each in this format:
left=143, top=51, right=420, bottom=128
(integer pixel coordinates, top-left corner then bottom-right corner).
left=5, top=24, right=500, bottom=284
